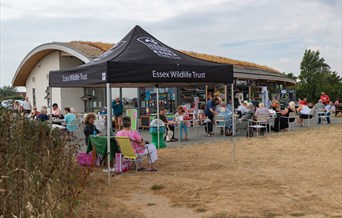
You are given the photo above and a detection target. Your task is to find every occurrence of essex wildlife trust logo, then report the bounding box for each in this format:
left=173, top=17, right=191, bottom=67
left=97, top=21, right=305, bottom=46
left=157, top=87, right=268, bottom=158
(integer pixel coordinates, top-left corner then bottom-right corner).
left=137, top=37, right=181, bottom=59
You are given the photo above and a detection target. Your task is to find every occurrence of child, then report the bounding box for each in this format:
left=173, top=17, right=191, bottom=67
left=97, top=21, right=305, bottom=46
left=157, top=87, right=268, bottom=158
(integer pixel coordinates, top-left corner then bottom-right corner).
left=174, top=105, right=190, bottom=141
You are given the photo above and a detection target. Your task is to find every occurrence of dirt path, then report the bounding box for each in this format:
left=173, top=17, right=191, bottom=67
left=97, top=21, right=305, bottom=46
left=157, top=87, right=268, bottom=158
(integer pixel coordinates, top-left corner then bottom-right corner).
left=122, top=188, right=209, bottom=218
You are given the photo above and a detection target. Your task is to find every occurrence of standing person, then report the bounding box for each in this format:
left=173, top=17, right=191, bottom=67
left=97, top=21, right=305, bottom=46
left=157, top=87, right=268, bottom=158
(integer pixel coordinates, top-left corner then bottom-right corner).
left=235, top=90, right=244, bottom=106
left=174, top=105, right=190, bottom=141
left=159, top=108, right=177, bottom=142
left=83, top=113, right=100, bottom=145
left=64, top=107, right=77, bottom=131
left=320, top=92, right=330, bottom=105
left=204, top=97, right=219, bottom=137
left=22, top=96, right=32, bottom=115
left=52, top=103, right=63, bottom=118
left=112, top=96, right=124, bottom=130
left=116, top=116, right=158, bottom=172
left=214, top=91, right=223, bottom=105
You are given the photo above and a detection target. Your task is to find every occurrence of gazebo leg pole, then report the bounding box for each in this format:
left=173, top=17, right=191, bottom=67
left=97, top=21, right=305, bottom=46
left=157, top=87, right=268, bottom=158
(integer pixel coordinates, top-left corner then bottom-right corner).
left=106, top=83, right=111, bottom=185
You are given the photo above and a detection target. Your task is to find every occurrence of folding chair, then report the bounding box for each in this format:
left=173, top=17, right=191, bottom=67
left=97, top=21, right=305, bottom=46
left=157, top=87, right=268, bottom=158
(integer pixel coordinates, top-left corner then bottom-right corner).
left=248, top=114, right=270, bottom=137
left=214, top=115, right=226, bottom=136
left=315, top=109, right=329, bottom=125
left=279, top=111, right=297, bottom=131
left=115, top=136, right=146, bottom=173
left=302, top=110, right=315, bottom=127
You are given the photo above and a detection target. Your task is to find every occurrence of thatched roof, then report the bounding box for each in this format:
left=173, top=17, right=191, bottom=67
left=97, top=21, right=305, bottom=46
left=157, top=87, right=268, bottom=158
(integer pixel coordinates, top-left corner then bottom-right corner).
left=72, top=41, right=281, bottom=74
left=13, top=40, right=294, bottom=86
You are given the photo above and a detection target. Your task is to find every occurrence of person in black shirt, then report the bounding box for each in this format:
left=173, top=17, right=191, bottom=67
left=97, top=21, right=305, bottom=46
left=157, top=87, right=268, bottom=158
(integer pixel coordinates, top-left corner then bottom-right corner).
left=83, top=113, right=100, bottom=145
left=159, top=108, right=177, bottom=142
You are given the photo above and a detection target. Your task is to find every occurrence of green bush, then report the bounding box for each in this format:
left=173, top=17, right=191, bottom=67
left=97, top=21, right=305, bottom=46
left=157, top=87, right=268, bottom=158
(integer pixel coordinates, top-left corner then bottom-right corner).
left=0, top=111, right=87, bottom=217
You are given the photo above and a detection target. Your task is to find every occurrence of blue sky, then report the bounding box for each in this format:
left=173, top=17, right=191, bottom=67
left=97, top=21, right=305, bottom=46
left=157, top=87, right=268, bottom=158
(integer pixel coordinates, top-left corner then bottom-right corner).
left=0, top=0, right=341, bottom=87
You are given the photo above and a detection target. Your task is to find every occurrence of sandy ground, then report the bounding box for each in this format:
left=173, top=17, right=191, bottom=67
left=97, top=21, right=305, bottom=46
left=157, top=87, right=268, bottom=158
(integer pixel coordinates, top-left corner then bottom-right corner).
left=75, top=123, right=342, bottom=218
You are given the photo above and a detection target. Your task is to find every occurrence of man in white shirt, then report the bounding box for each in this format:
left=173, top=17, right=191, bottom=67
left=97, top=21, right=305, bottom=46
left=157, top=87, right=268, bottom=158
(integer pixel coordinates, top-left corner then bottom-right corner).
left=22, top=96, right=32, bottom=115
left=236, top=101, right=248, bottom=117
left=324, top=101, right=335, bottom=124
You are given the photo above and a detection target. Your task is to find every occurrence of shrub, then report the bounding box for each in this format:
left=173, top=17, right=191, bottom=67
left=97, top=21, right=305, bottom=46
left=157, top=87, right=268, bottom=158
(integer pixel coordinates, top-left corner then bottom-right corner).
left=0, top=111, right=87, bottom=217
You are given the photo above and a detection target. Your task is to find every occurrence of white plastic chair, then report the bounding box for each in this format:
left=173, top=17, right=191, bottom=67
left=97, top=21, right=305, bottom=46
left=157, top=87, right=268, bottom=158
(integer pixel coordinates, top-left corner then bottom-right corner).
left=214, top=115, right=226, bottom=137
left=279, top=111, right=297, bottom=131
left=302, top=110, right=315, bottom=127
left=248, top=114, right=270, bottom=137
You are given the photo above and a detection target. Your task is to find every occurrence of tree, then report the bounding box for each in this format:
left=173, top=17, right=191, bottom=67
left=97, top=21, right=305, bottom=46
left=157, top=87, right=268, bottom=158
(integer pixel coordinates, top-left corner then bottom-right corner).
left=283, top=72, right=297, bottom=81
left=0, top=86, right=22, bottom=101
left=297, top=49, right=342, bottom=102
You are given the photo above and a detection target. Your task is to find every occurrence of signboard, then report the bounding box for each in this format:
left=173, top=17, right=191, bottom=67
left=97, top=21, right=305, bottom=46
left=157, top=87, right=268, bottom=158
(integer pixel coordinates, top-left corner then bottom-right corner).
left=126, top=109, right=138, bottom=130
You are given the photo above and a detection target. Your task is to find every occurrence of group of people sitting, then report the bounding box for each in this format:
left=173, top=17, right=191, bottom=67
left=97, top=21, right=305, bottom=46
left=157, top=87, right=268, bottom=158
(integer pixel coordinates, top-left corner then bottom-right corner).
left=84, top=113, right=158, bottom=172
left=159, top=92, right=234, bottom=140
left=236, top=96, right=336, bottom=134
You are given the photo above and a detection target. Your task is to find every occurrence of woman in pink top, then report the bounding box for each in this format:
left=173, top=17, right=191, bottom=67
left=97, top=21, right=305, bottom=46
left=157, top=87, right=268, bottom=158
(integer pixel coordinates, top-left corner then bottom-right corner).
left=116, top=116, right=158, bottom=171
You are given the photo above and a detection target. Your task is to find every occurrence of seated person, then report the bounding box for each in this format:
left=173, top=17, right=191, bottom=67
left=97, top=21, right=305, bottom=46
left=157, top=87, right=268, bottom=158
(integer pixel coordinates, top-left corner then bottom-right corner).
left=36, top=106, right=49, bottom=122
left=52, top=103, right=63, bottom=119
left=159, top=108, right=177, bottom=141
left=236, top=101, right=248, bottom=118
left=324, top=101, right=335, bottom=124
left=83, top=113, right=100, bottom=145
left=254, top=103, right=271, bottom=131
left=116, top=116, right=158, bottom=171
left=217, top=106, right=233, bottom=136
left=275, top=101, right=296, bottom=131
left=237, top=103, right=255, bottom=130
left=313, top=99, right=326, bottom=124
left=296, top=101, right=312, bottom=126
left=28, top=106, right=40, bottom=119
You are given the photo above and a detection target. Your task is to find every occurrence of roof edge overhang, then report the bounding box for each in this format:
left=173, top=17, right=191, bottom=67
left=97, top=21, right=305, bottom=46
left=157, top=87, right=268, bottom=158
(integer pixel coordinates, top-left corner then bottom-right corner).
left=234, top=66, right=296, bottom=85
left=12, top=42, right=91, bottom=86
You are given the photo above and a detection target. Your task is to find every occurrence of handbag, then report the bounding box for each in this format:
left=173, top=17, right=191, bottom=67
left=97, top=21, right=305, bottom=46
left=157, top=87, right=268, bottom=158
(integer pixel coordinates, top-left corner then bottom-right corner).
left=114, top=152, right=132, bottom=173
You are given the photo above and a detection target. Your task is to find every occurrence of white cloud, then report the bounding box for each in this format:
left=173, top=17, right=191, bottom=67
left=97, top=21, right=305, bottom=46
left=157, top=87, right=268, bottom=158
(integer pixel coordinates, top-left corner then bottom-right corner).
left=0, top=0, right=341, bottom=86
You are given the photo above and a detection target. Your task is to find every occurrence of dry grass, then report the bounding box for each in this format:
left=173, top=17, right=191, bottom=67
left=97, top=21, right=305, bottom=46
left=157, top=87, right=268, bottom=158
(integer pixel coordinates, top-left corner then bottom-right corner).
left=76, top=124, right=342, bottom=217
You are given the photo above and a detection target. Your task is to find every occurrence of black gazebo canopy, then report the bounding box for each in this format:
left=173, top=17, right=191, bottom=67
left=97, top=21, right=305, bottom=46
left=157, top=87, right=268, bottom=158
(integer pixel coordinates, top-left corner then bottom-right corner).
left=49, top=25, right=233, bottom=87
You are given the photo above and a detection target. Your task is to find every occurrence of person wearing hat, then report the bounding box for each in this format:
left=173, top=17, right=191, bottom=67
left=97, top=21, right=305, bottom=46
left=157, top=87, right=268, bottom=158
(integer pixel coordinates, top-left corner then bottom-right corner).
left=112, top=96, right=124, bottom=130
